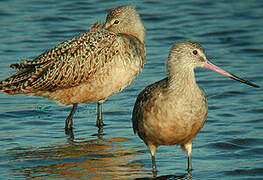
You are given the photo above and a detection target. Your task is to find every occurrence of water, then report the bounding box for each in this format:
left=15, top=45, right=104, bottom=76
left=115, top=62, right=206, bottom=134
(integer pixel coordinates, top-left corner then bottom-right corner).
left=0, top=0, right=262, bottom=179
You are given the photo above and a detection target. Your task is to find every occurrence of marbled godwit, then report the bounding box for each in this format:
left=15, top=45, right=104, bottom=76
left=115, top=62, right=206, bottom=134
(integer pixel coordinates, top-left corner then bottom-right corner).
left=0, top=6, right=146, bottom=130
left=132, top=41, right=259, bottom=172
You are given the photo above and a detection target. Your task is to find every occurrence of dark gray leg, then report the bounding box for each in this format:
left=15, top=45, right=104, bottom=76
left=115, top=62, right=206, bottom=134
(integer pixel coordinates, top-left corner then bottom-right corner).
left=96, top=102, right=104, bottom=127
left=187, top=155, right=192, bottom=172
left=182, top=143, right=192, bottom=172
left=152, top=154, right=157, bottom=177
left=65, top=103, right=78, bottom=129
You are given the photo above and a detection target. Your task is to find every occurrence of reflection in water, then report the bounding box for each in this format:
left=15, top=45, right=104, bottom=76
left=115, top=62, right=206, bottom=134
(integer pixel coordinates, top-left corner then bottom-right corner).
left=1, top=0, right=262, bottom=179
left=136, top=172, right=192, bottom=180
left=7, top=133, right=194, bottom=179
left=65, top=126, right=104, bottom=140
left=9, top=137, right=146, bottom=179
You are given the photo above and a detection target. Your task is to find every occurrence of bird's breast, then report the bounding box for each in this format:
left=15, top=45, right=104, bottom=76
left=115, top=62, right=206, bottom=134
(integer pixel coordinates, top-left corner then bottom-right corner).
left=141, top=92, right=208, bottom=146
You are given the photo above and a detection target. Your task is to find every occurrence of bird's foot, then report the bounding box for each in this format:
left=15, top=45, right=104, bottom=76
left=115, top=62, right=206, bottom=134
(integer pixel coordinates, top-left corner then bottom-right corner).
left=65, top=127, right=74, bottom=140
left=96, top=118, right=105, bottom=128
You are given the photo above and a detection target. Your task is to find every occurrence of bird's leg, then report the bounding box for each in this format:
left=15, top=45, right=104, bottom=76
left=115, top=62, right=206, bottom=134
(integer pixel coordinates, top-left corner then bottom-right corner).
left=96, top=101, right=104, bottom=127
left=148, top=143, right=157, bottom=176
left=65, top=128, right=75, bottom=140
left=183, top=143, right=193, bottom=172
left=151, top=154, right=157, bottom=173
left=91, top=125, right=104, bottom=139
left=97, top=126, right=104, bottom=139
left=65, top=103, right=78, bottom=130
left=187, top=155, right=192, bottom=172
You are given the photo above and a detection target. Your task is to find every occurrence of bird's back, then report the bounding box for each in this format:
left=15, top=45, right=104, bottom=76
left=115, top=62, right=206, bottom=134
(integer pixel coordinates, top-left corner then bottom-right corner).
left=0, top=29, right=111, bottom=93
left=0, top=27, right=145, bottom=105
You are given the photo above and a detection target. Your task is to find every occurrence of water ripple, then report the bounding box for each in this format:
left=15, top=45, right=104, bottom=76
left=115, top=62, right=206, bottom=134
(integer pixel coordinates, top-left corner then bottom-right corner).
left=0, top=0, right=262, bottom=179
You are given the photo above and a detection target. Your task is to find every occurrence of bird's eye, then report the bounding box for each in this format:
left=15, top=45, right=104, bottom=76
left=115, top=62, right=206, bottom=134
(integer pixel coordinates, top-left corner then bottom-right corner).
left=193, top=50, right=198, bottom=55
left=114, top=20, right=119, bottom=24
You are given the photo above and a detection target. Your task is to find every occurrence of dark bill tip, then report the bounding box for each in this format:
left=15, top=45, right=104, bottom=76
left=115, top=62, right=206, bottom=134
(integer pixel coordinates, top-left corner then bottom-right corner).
left=229, top=73, right=260, bottom=88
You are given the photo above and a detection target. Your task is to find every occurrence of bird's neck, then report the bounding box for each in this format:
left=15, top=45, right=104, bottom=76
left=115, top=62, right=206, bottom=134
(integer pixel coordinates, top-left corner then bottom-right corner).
left=167, top=68, right=199, bottom=95
left=126, top=21, right=145, bottom=44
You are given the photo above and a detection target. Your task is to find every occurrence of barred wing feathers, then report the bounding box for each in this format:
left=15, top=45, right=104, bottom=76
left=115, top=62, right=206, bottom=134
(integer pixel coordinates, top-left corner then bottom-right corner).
left=0, top=28, right=121, bottom=94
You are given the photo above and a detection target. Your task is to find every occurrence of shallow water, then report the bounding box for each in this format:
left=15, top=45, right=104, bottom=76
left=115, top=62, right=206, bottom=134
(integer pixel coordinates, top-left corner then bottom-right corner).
left=0, top=0, right=263, bottom=179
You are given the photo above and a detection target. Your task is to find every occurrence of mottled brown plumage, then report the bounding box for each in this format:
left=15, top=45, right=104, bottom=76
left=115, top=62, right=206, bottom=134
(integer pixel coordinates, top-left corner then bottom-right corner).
left=0, top=6, right=146, bottom=130
left=132, top=41, right=259, bottom=173
left=91, top=22, right=104, bottom=29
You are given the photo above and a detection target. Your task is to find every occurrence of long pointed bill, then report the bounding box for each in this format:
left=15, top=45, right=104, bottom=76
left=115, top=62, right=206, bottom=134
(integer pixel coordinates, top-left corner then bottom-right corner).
left=203, top=61, right=259, bottom=88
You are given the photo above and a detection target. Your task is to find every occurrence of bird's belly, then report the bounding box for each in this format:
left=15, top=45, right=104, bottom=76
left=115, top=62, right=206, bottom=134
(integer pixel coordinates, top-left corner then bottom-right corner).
left=141, top=100, right=207, bottom=146
left=44, top=59, right=143, bottom=105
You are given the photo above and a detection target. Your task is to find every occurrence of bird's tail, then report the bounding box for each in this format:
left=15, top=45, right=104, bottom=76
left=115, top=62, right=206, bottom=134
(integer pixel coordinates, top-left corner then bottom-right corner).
left=0, top=62, right=34, bottom=94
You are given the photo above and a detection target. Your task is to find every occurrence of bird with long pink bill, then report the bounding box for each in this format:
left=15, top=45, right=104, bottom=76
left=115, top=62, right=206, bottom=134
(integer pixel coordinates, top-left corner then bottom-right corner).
left=132, top=40, right=259, bottom=174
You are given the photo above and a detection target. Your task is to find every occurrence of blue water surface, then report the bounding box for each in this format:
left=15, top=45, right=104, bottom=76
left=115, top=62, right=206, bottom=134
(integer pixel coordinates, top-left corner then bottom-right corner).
left=0, top=0, right=262, bottom=179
